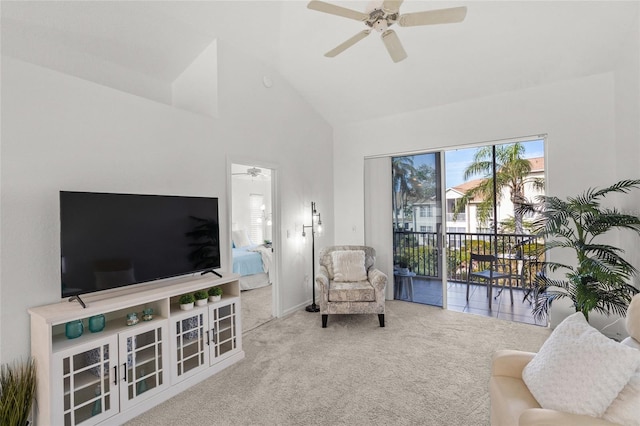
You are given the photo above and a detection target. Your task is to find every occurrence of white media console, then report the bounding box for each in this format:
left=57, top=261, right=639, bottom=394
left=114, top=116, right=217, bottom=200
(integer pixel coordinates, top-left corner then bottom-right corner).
left=28, top=273, right=244, bottom=426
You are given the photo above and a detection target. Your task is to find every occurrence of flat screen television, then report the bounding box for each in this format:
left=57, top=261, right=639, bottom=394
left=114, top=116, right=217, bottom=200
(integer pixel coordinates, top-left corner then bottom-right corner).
left=60, top=191, right=221, bottom=298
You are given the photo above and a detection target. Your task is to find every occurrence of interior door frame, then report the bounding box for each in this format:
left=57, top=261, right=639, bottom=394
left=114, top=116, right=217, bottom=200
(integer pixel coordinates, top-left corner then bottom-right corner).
left=227, top=158, right=281, bottom=319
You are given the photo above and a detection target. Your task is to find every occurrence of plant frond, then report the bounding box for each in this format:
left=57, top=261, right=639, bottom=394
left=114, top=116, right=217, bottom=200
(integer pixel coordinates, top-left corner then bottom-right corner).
left=591, top=179, right=640, bottom=199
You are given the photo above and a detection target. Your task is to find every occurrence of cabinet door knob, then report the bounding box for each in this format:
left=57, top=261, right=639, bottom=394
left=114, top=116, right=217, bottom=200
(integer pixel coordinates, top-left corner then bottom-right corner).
left=113, top=366, right=118, bottom=385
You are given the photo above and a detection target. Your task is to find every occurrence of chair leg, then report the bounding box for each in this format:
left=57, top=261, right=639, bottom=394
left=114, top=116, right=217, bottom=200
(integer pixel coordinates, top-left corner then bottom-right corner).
left=466, top=278, right=470, bottom=301
left=322, top=314, right=328, bottom=328
left=488, top=280, right=492, bottom=310
left=378, top=314, right=385, bottom=327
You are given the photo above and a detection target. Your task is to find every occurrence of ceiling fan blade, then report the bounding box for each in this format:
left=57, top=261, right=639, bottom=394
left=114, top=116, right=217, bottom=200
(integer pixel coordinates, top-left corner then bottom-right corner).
left=381, top=30, right=407, bottom=63
left=399, top=6, right=467, bottom=27
left=325, top=30, right=371, bottom=57
left=382, top=0, right=404, bottom=14
left=307, top=1, right=368, bottom=22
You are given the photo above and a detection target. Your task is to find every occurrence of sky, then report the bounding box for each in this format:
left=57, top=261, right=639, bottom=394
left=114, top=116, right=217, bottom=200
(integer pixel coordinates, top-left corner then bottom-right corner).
left=407, top=139, right=545, bottom=189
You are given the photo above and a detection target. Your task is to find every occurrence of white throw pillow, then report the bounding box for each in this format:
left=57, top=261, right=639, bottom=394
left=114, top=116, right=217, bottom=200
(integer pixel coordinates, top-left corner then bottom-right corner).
left=332, top=250, right=367, bottom=282
left=522, top=312, right=640, bottom=418
left=232, top=230, right=252, bottom=248
left=603, top=369, right=640, bottom=426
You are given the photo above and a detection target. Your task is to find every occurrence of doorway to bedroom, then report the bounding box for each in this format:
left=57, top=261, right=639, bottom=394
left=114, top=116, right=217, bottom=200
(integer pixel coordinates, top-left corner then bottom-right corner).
left=231, top=163, right=276, bottom=332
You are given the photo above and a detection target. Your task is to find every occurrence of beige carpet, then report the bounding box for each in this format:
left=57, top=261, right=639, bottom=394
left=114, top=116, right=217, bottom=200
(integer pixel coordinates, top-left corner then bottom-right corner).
left=241, top=284, right=274, bottom=332
left=126, top=301, right=550, bottom=426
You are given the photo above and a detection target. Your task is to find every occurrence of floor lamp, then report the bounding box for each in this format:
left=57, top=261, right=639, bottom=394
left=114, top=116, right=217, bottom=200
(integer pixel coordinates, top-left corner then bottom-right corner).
left=303, top=201, right=322, bottom=313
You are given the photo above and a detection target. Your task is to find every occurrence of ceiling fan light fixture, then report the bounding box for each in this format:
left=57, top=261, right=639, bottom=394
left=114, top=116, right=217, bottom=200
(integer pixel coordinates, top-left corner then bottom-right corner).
left=308, top=1, right=466, bottom=62
left=372, top=19, right=389, bottom=32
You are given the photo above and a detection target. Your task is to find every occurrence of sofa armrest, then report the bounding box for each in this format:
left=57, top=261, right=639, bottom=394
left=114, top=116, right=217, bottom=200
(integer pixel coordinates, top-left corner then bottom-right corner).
left=519, top=408, right=619, bottom=426
left=315, top=265, right=330, bottom=292
left=367, top=268, right=387, bottom=291
left=491, top=350, right=536, bottom=379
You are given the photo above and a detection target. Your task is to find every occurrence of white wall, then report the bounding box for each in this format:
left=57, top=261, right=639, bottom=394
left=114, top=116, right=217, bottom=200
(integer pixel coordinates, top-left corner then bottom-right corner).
left=614, top=8, right=640, bottom=281
left=0, top=40, right=334, bottom=362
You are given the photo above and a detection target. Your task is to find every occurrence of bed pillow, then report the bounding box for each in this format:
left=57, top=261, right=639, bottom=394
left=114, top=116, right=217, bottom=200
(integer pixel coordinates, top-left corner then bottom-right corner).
left=522, top=312, right=640, bottom=418
left=332, top=250, right=367, bottom=282
left=232, top=230, right=252, bottom=248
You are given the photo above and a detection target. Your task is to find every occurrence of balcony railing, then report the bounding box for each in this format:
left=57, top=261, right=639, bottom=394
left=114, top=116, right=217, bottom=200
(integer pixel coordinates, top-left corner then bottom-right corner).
left=445, top=212, right=466, bottom=222
left=393, top=231, right=544, bottom=289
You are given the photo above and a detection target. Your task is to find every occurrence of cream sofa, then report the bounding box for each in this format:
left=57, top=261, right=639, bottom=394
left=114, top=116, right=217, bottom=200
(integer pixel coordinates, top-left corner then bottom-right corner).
left=490, top=294, right=640, bottom=426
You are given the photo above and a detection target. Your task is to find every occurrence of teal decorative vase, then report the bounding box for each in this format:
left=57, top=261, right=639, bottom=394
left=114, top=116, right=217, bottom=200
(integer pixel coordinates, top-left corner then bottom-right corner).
left=65, top=320, right=84, bottom=339
left=89, top=314, right=106, bottom=333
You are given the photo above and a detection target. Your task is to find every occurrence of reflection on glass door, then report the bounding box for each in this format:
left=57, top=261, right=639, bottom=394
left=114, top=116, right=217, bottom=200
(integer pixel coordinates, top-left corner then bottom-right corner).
left=391, top=152, right=445, bottom=307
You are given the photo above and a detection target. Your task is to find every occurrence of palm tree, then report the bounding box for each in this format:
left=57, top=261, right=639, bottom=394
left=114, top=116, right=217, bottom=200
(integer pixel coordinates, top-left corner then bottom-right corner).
left=455, top=143, right=544, bottom=234
left=392, top=157, right=438, bottom=230
left=523, top=179, right=640, bottom=320
left=392, top=156, right=417, bottom=230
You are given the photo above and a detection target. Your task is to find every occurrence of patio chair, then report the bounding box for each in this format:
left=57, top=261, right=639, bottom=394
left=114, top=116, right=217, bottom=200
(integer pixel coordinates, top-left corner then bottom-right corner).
left=466, top=253, right=513, bottom=310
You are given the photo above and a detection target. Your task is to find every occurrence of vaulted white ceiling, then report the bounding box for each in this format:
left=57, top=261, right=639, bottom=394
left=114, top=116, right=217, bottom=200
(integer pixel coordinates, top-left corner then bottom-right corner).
left=2, top=1, right=638, bottom=126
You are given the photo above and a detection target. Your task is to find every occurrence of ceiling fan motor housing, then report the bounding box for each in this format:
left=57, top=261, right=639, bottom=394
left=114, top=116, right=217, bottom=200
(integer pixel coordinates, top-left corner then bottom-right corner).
left=366, top=8, right=398, bottom=32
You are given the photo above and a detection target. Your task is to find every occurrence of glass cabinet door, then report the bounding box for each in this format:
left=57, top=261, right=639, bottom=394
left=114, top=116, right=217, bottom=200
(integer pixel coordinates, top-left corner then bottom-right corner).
left=54, top=336, right=119, bottom=426
left=209, top=298, right=240, bottom=362
left=170, top=308, right=209, bottom=383
left=117, top=320, right=168, bottom=411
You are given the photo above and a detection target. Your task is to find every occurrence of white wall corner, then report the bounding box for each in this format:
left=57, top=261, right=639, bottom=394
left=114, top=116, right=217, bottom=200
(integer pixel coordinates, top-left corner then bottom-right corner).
left=171, top=38, right=219, bottom=118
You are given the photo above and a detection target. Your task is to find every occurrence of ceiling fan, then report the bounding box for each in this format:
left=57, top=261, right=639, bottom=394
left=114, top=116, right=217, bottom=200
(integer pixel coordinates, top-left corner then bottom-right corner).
left=307, top=0, right=467, bottom=63
left=232, top=167, right=269, bottom=179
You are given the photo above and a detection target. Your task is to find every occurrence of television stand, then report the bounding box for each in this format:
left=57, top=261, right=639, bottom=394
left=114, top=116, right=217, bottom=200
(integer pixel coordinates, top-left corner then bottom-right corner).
left=201, top=269, right=222, bottom=278
left=68, top=294, right=87, bottom=309
left=28, top=273, right=243, bottom=425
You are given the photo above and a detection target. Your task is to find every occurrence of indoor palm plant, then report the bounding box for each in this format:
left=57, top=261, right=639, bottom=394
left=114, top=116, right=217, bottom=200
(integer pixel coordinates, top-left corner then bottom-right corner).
left=522, top=179, right=640, bottom=321
left=0, top=357, right=37, bottom=426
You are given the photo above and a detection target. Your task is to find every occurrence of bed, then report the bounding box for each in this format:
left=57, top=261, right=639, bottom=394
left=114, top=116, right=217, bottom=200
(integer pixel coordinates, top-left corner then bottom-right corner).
left=232, top=230, right=272, bottom=291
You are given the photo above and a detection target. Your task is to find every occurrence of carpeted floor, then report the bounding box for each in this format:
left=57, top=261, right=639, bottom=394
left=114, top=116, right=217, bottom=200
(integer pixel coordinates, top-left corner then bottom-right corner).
left=241, top=284, right=274, bottom=332
left=125, top=301, right=551, bottom=426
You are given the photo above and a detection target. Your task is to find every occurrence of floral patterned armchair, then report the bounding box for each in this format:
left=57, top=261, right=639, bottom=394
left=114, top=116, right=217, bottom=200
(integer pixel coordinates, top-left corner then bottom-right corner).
left=315, top=245, right=387, bottom=328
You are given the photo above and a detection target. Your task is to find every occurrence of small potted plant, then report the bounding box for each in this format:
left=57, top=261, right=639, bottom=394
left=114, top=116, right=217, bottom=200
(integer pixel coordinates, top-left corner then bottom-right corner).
left=208, top=286, right=223, bottom=302
left=0, top=358, right=37, bottom=426
left=179, top=293, right=195, bottom=310
left=194, top=290, right=208, bottom=307
left=394, top=254, right=411, bottom=275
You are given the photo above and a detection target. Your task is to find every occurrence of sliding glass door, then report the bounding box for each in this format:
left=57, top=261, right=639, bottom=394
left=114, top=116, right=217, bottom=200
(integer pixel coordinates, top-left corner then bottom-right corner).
left=392, top=152, right=446, bottom=307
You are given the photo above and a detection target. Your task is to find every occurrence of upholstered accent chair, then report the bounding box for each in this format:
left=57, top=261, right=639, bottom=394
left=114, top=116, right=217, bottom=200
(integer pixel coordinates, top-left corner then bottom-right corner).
left=316, top=245, right=387, bottom=328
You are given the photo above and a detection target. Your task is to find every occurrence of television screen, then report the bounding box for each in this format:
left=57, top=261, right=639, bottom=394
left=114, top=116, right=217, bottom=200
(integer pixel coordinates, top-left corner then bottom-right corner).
left=60, top=191, right=220, bottom=298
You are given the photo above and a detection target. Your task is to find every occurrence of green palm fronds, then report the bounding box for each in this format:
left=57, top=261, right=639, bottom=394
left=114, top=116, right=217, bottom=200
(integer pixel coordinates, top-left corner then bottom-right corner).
left=525, top=179, right=640, bottom=321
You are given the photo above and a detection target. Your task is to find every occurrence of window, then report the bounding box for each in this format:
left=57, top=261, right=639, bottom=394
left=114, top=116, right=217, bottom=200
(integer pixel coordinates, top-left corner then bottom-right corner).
left=249, top=194, right=264, bottom=244
left=420, top=226, right=427, bottom=232
left=420, top=206, right=427, bottom=217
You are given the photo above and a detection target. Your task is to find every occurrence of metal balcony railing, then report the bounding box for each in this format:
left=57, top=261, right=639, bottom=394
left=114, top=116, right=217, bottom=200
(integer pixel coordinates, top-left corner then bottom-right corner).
left=393, top=231, right=545, bottom=289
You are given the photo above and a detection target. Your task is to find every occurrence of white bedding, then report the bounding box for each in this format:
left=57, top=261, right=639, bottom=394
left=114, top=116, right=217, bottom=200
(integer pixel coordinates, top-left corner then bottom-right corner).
left=232, top=243, right=273, bottom=290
